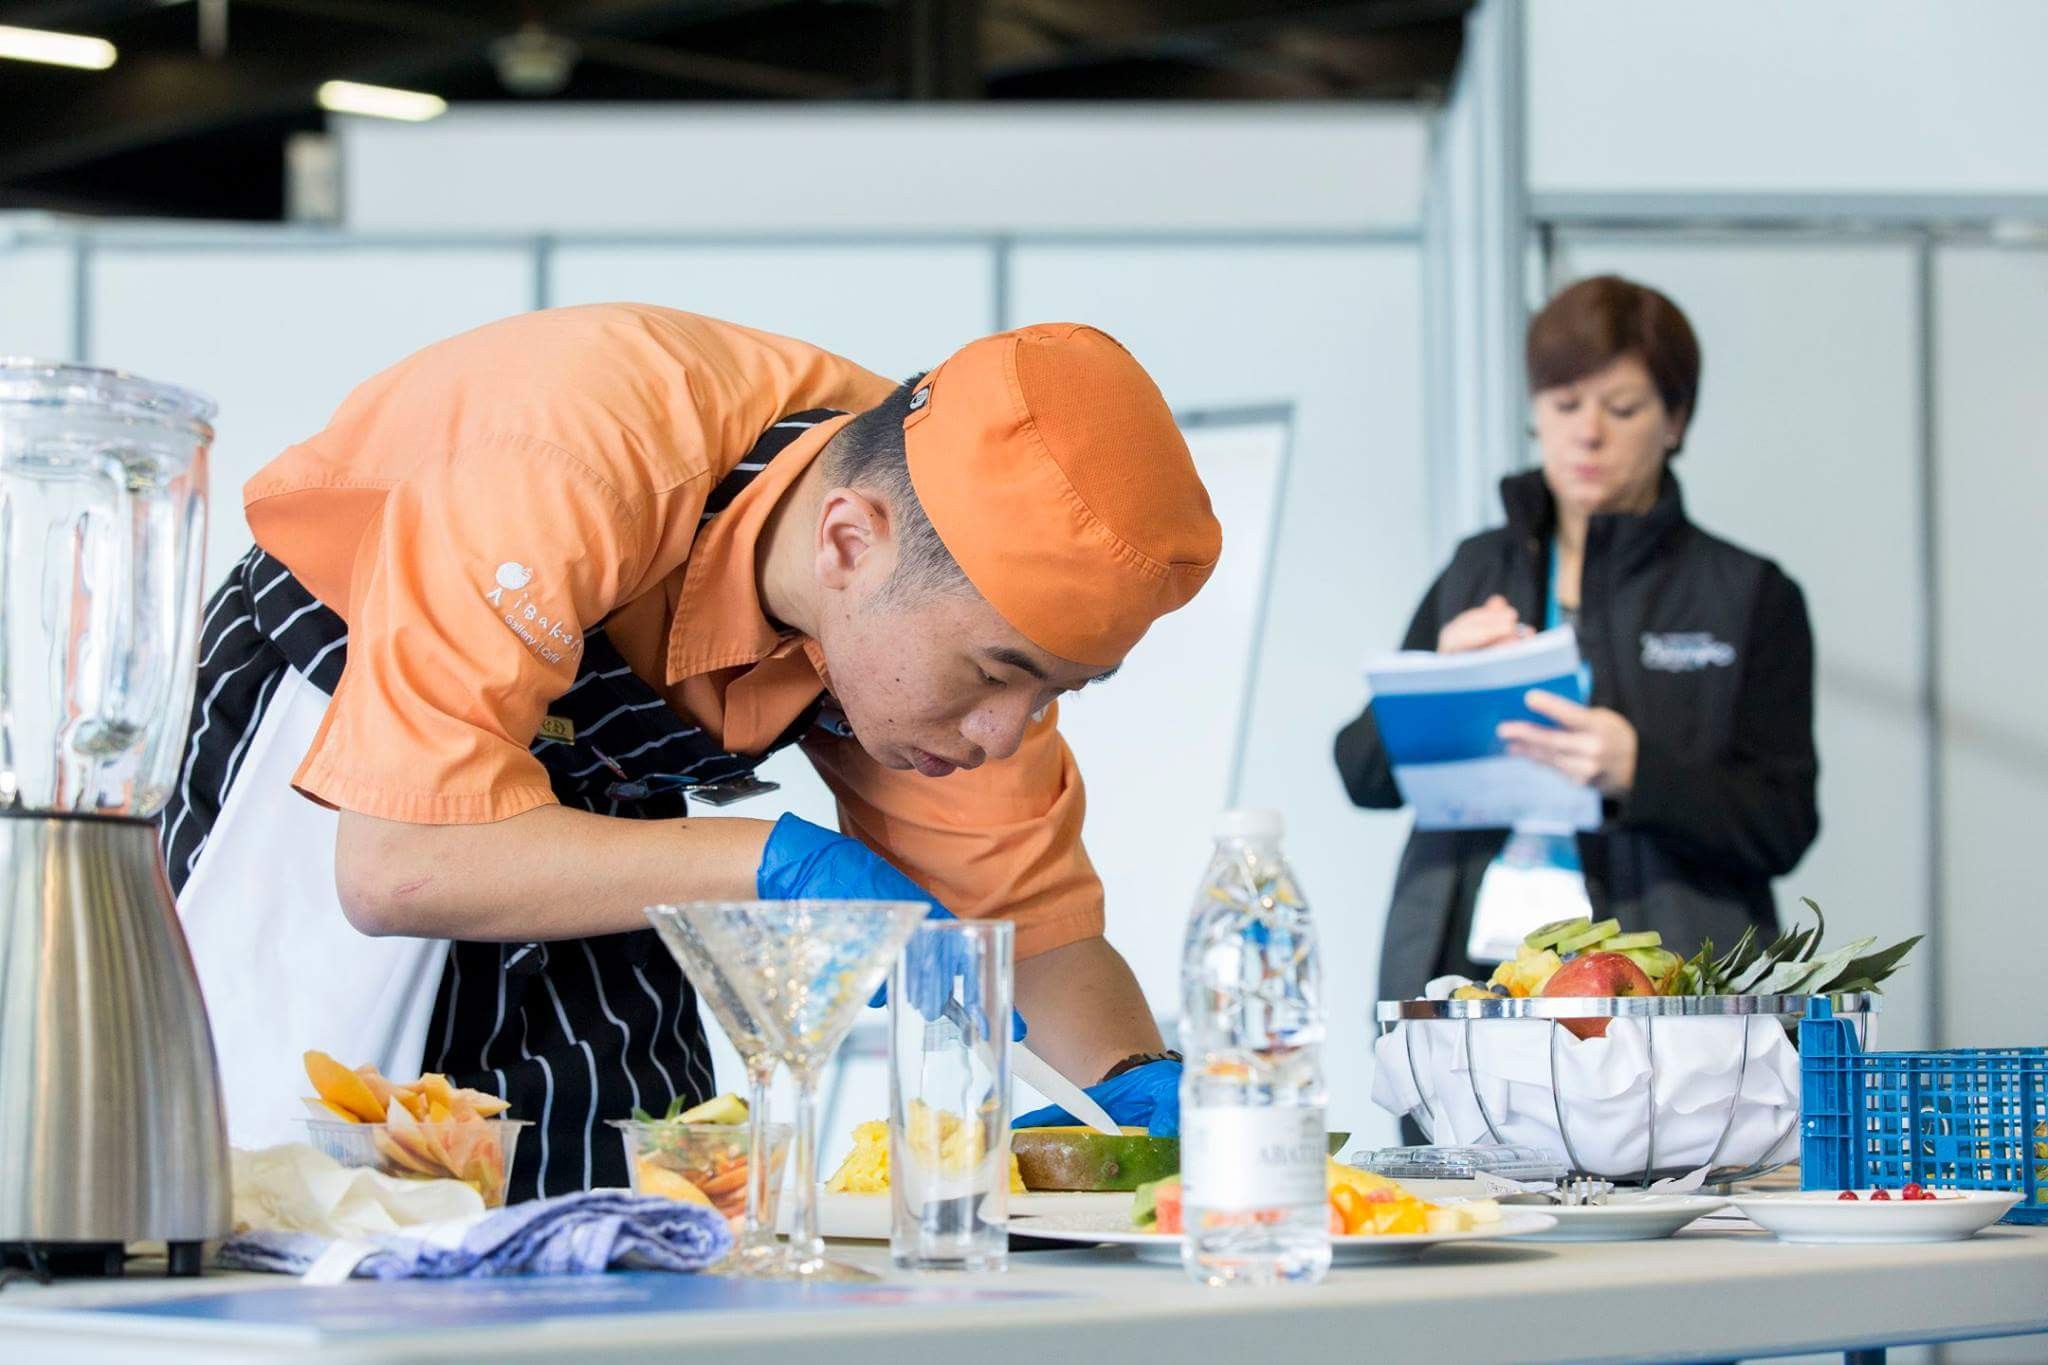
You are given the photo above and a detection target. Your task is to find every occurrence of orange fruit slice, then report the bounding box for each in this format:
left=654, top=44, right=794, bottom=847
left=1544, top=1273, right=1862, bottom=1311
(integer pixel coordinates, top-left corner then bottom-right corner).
left=305, top=1050, right=385, bottom=1123
left=454, top=1088, right=509, bottom=1121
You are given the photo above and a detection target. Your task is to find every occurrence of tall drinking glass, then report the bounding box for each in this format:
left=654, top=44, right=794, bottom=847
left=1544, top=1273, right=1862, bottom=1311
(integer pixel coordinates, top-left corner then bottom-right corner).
left=888, top=919, right=1013, bottom=1272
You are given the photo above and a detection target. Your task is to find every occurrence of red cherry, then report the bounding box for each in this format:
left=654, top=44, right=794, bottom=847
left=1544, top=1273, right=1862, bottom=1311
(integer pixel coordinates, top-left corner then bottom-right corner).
left=1902, top=1182, right=1925, bottom=1198
left=1837, top=1191, right=1859, bottom=1201
left=1870, top=1189, right=1892, bottom=1201
left=1907, top=1188, right=1938, bottom=1201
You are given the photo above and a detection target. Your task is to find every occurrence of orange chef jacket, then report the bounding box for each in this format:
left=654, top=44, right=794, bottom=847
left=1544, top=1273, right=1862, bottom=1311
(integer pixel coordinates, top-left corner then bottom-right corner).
left=242, top=304, right=1103, bottom=959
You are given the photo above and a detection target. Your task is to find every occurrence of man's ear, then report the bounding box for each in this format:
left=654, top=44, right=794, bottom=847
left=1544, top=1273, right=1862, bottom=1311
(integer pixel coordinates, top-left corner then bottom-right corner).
left=815, top=486, right=895, bottom=590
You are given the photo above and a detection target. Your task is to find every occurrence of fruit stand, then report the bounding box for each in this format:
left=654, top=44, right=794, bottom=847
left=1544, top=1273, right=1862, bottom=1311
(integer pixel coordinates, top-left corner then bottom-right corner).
left=4, top=1214, right=2046, bottom=1363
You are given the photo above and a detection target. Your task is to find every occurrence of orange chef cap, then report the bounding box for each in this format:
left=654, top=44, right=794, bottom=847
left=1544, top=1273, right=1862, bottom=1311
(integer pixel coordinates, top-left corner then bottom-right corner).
left=901, top=323, right=1221, bottom=669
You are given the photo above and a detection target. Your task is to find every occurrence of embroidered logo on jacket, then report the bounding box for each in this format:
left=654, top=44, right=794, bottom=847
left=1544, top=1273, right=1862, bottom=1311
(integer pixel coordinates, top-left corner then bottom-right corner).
left=1640, top=632, right=1736, bottom=672
left=483, top=562, right=580, bottom=666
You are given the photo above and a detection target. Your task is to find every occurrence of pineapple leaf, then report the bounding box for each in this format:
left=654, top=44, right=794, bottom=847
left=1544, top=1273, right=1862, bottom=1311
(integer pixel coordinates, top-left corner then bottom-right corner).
left=1710, top=926, right=1757, bottom=987
left=1682, top=938, right=1717, bottom=995
left=1762, top=937, right=1876, bottom=996
left=1815, top=935, right=1923, bottom=994
left=1796, top=898, right=1827, bottom=962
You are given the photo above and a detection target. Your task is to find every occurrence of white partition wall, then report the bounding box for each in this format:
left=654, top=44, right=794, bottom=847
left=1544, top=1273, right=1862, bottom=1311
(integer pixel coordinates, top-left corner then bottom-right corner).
left=1526, top=0, right=2048, bottom=197
left=0, top=242, right=75, bottom=361
left=1011, top=242, right=1430, bottom=1143
left=86, top=241, right=534, bottom=582
left=1545, top=237, right=1933, bottom=1047
left=1932, top=244, right=2048, bottom=1049
left=545, top=243, right=998, bottom=379
left=338, top=107, right=1429, bottom=235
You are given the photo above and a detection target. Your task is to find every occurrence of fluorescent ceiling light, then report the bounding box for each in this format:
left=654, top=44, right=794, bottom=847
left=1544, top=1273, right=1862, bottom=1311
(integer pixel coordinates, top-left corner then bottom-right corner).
left=316, top=80, right=447, bottom=122
left=0, top=25, right=118, bottom=70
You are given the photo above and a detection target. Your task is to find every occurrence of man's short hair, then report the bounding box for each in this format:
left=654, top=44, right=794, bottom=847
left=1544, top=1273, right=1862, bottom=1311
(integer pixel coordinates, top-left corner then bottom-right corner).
left=826, top=373, right=970, bottom=596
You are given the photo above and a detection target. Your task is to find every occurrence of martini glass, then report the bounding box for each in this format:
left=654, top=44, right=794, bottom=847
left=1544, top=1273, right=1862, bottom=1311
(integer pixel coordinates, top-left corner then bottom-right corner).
left=679, top=898, right=927, bottom=1280
left=645, top=903, right=789, bottom=1274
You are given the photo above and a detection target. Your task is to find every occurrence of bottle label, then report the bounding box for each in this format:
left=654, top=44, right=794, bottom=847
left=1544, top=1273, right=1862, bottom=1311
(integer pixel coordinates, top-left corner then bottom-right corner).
left=1181, top=1106, right=1328, bottom=1214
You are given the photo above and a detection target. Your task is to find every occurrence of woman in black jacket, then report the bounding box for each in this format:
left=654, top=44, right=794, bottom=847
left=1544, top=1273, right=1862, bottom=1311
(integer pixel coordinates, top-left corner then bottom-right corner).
left=1338, top=276, right=1819, bottom=1001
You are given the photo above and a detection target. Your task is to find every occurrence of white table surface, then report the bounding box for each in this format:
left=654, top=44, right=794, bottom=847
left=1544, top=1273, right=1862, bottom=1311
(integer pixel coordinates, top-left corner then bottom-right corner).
left=3, top=1220, right=2046, bottom=1365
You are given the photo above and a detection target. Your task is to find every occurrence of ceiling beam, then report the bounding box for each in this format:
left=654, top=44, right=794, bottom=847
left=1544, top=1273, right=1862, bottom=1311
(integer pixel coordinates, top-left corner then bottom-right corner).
left=897, top=0, right=984, bottom=99
left=0, top=0, right=854, bottom=186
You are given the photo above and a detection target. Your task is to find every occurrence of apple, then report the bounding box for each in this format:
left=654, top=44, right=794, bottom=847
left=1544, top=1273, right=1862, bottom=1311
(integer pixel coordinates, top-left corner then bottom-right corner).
left=1541, top=951, right=1658, bottom=1039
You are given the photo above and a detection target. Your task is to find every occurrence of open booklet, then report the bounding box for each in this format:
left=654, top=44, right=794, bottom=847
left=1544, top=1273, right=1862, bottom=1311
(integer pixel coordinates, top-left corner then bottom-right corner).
left=1364, top=626, right=1600, bottom=833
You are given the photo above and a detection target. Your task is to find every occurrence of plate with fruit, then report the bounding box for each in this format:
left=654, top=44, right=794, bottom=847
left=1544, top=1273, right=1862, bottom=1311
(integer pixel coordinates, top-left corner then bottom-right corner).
left=810, top=1117, right=1268, bottom=1239
left=1013, top=1160, right=1554, bottom=1265
left=1731, top=1188, right=2022, bottom=1244
left=809, top=1120, right=1356, bottom=1240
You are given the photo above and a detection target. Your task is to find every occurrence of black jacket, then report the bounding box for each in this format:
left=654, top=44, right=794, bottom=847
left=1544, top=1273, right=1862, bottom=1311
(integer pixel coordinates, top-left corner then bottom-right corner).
left=1336, top=470, right=1820, bottom=1000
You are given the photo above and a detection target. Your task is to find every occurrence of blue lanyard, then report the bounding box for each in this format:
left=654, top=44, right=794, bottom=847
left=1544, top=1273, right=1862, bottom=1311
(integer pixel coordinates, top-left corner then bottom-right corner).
left=1547, top=540, right=1594, bottom=699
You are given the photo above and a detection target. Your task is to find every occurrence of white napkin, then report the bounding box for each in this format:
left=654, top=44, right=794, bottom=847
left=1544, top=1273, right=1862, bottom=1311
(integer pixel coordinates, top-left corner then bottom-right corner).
left=1371, top=978, right=1803, bottom=1180
left=230, top=1143, right=486, bottom=1241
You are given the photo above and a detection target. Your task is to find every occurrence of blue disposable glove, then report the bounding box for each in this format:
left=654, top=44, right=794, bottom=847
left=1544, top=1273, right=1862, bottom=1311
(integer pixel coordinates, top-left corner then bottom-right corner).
left=756, top=814, right=1026, bottom=1039
left=1013, top=1058, right=1181, bottom=1137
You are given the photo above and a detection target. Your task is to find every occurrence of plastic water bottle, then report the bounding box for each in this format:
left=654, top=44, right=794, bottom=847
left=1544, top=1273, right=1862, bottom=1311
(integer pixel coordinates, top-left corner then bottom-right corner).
left=1178, top=809, right=1330, bottom=1287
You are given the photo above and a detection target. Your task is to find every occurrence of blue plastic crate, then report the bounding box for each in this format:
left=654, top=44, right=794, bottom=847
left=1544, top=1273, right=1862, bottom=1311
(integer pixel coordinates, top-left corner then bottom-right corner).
left=1800, top=997, right=2047, bottom=1223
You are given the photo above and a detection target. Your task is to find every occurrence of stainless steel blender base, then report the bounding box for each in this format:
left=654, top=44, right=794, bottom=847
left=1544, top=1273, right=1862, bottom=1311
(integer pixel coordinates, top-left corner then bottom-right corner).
left=0, top=814, right=230, bottom=1248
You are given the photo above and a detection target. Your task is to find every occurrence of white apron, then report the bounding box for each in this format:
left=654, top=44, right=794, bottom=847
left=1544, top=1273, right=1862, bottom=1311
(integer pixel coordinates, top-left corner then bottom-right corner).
left=175, top=665, right=449, bottom=1150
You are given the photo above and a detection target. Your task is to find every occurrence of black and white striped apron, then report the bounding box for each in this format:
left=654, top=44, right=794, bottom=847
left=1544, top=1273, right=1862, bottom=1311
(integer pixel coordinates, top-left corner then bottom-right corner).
left=160, top=410, right=842, bottom=1201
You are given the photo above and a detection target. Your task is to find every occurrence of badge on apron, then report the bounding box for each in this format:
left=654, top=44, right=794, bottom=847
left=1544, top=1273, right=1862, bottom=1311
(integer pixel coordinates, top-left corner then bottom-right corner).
left=685, top=774, right=782, bottom=807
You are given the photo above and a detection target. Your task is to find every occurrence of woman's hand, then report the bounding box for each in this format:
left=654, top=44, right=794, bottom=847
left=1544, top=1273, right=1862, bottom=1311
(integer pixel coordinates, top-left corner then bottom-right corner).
left=1498, top=691, right=1638, bottom=796
left=1436, top=595, right=1530, bottom=654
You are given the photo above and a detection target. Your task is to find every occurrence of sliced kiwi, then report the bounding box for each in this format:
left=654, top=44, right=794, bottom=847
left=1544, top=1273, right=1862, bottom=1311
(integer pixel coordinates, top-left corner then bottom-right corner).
left=1620, top=946, right=1683, bottom=985
left=1604, top=930, right=1664, bottom=952
left=1556, top=918, right=1622, bottom=955
left=1523, top=916, right=1593, bottom=952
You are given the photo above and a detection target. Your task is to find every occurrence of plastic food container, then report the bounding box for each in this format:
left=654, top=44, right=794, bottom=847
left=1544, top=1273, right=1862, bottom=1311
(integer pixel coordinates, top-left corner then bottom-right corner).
left=611, top=1120, right=792, bottom=1231
left=1359, top=1143, right=1571, bottom=1183
left=303, top=1118, right=527, bottom=1208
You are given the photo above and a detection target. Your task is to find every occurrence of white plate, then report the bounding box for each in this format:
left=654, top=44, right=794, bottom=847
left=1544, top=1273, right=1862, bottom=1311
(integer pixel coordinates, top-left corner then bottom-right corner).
left=1730, top=1190, right=2022, bottom=1244
left=788, top=1189, right=1135, bottom=1241
left=1010, top=1210, right=1557, bottom=1265
left=1500, top=1193, right=1727, bottom=1242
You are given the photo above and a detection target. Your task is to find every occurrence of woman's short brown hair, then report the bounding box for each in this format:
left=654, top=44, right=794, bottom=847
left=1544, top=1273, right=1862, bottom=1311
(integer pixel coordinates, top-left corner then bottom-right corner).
left=1527, top=275, right=1701, bottom=450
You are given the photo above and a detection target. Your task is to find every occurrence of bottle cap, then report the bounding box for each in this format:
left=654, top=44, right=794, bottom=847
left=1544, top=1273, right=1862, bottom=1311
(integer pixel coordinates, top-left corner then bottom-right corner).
left=1213, top=808, right=1284, bottom=843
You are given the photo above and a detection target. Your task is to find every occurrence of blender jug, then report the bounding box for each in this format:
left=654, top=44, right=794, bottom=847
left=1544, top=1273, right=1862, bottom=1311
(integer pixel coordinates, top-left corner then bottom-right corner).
left=0, top=360, right=228, bottom=1275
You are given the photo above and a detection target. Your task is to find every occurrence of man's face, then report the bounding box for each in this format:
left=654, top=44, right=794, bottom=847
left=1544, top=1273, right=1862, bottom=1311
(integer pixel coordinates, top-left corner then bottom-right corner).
left=810, top=490, right=1114, bottom=776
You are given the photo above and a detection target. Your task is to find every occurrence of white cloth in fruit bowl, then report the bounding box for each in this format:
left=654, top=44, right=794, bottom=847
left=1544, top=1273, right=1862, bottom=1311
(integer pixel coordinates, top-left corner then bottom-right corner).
left=1370, top=976, right=1803, bottom=1179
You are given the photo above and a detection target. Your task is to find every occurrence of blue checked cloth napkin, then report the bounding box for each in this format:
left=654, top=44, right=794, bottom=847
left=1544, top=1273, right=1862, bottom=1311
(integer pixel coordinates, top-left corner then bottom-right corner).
left=218, top=1190, right=733, bottom=1283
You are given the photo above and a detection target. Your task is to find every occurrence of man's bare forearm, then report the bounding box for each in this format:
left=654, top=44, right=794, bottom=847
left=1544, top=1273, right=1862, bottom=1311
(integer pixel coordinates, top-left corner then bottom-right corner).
left=1013, top=935, right=1165, bottom=1084
left=335, top=806, right=774, bottom=941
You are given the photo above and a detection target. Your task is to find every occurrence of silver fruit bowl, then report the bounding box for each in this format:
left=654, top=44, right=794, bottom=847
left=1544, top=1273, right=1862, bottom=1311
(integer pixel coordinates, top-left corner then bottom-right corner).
left=1373, top=993, right=1879, bottom=1187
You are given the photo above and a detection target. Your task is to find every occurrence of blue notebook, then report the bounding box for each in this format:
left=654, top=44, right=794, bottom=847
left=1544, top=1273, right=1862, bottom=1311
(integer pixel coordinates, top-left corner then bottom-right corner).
left=1364, top=626, right=1600, bottom=832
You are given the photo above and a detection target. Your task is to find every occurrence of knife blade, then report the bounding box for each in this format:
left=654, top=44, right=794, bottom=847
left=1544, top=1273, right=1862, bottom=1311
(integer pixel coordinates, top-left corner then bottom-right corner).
left=1011, top=1041, right=1121, bottom=1136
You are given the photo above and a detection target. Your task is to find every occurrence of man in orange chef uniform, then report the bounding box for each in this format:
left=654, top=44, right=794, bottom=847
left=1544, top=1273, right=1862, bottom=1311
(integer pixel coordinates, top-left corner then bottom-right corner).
left=163, top=307, right=1219, bottom=1201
